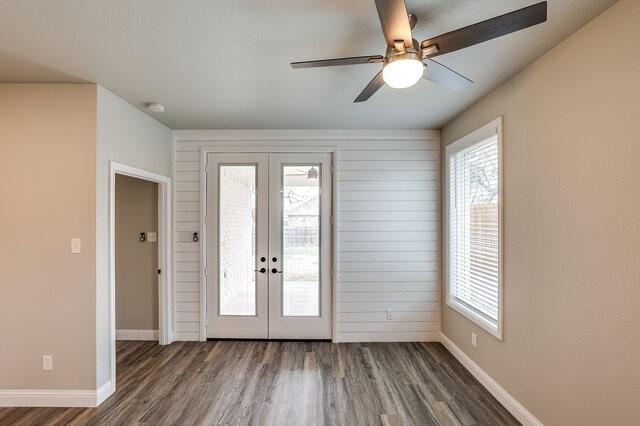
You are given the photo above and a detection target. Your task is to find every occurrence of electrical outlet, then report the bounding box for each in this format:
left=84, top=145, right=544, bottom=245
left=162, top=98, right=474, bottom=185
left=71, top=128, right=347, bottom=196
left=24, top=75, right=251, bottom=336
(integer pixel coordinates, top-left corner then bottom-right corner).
left=42, top=355, right=53, bottom=371
left=386, top=308, right=393, bottom=320
left=471, top=333, right=477, bottom=348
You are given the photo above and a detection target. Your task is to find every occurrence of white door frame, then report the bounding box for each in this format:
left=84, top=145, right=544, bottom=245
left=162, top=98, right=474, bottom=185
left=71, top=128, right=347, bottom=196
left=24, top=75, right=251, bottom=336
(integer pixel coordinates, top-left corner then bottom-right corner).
left=199, top=146, right=338, bottom=341
left=109, top=161, right=173, bottom=384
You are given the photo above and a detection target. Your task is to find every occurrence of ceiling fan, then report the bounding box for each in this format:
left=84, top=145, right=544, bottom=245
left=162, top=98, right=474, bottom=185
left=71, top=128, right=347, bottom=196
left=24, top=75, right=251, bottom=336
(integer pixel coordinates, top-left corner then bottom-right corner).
left=291, top=1, right=547, bottom=102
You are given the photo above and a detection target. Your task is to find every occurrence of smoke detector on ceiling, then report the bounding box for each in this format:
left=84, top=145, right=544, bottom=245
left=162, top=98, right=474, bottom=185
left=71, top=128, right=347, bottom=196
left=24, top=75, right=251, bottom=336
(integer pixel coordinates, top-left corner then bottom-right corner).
left=144, top=102, right=165, bottom=113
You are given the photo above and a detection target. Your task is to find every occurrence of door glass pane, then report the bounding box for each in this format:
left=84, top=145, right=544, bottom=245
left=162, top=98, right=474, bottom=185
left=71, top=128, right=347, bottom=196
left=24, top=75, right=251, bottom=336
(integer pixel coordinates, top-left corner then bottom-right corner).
left=282, top=165, right=321, bottom=316
left=219, top=165, right=257, bottom=316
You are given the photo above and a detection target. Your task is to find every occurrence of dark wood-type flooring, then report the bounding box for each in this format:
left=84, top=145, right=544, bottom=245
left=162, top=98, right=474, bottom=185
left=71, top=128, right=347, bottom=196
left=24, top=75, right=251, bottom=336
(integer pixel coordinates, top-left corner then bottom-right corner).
left=0, top=341, right=518, bottom=425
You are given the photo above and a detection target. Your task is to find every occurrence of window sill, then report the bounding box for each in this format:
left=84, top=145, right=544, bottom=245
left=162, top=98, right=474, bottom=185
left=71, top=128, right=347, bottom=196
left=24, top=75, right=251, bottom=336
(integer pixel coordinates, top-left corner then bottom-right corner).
left=446, top=298, right=503, bottom=341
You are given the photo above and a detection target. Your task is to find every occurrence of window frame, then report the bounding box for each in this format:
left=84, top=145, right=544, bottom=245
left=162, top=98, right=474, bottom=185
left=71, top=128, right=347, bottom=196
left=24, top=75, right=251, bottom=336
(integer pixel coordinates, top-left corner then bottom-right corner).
left=444, top=117, right=504, bottom=340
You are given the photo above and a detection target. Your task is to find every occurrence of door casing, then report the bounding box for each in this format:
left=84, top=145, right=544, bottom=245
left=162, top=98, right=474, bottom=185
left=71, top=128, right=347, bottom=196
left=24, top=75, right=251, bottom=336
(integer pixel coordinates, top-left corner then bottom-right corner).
left=200, top=147, right=337, bottom=341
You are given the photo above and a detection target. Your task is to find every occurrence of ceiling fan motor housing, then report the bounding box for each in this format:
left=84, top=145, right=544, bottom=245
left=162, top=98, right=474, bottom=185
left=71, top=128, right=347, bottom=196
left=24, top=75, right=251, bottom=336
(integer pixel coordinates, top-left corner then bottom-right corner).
left=385, top=38, right=420, bottom=61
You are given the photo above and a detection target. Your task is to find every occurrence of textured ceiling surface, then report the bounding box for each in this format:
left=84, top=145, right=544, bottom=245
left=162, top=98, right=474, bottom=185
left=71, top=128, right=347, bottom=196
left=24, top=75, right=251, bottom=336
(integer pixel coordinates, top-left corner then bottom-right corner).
left=0, top=0, right=617, bottom=129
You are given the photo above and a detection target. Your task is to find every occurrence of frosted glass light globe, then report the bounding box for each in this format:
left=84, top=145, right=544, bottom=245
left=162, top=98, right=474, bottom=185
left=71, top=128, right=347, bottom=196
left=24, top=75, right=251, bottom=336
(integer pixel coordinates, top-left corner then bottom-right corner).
left=382, top=57, right=424, bottom=89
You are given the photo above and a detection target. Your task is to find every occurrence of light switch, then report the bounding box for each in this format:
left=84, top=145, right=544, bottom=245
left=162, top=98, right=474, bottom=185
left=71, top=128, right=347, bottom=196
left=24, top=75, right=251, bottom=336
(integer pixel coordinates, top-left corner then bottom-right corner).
left=71, top=238, right=81, bottom=254
left=42, top=355, right=53, bottom=371
left=147, top=232, right=157, bottom=242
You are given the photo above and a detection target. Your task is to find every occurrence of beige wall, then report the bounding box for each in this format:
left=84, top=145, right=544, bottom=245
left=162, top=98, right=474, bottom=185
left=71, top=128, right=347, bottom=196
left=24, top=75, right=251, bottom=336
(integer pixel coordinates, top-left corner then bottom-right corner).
left=0, top=84, right=97, bottom=389
left=115, top=175, right=158, bottom=331
left=0, top=84, right=170, bottom=395
left=440, top=1, right=640, bottom=424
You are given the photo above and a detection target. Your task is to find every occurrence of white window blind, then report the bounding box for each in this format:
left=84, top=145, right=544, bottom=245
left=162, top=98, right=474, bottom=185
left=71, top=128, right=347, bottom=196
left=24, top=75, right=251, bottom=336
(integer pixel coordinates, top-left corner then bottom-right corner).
left=446, top=118, right=502, bottom=338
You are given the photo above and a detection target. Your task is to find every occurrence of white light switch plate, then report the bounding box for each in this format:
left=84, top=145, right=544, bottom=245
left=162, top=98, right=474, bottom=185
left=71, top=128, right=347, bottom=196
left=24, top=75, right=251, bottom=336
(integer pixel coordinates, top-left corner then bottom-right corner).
left=71, top=238, right=81, bottom=254
left=147, top=232, right=157, bottom=242
left=471, top=332, right=477, bottom=348
left=42, top=355, right=53, bottom=371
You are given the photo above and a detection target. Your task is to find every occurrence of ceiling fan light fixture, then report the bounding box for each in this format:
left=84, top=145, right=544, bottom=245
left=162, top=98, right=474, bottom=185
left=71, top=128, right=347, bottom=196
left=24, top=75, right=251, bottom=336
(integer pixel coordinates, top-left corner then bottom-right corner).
left=382, top=53, right=424, bottom=89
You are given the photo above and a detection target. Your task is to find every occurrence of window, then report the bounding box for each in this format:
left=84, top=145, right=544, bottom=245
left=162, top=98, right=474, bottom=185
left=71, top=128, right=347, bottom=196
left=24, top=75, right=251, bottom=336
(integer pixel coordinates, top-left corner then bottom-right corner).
left=445, top=117, right=503, bottom=339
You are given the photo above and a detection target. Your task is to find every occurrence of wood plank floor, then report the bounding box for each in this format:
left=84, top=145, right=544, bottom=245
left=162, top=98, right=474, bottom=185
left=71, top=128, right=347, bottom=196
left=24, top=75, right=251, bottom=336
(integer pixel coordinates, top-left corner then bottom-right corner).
left=0, top=341, right=518, bottom=425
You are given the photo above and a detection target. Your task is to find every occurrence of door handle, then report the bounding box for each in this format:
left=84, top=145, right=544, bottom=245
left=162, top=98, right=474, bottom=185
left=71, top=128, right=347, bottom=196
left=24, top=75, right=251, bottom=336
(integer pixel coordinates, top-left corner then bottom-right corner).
left=271, top=268, right=283, bottom=274
left=255, top=267, right=267, bottom=273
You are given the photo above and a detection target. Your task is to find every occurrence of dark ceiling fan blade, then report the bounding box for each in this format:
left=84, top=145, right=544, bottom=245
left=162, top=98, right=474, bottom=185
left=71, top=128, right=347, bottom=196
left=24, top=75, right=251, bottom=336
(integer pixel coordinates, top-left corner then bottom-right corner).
left=291, top=55, right=384, bottom=69
left=354, top=70, right=385, bottom=103
left=423, top=59, right=473, bottom=91
left=420, top=1, right=547, bottom=58
left=374, top=0, right=413, bottom=49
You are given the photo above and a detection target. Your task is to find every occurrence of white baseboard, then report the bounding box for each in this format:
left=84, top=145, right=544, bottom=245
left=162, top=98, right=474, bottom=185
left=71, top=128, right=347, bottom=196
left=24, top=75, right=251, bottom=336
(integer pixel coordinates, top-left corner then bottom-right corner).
left=335, top=331, right=440, bottom=342
left=439, top=333, right=543, bottom=426
left=0, top=389, right=96, bottom=407
left=175, top=330, right=200, bottom=341
left=0, top=380, right=114, bottom=408
left=116, top=329, right=158, bottom=341
left=96, top=380, right=115, bottom=406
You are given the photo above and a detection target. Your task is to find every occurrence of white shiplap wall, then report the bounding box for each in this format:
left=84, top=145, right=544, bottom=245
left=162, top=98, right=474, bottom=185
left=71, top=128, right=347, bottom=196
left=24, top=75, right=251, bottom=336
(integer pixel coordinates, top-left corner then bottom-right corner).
left=172, top=130, right=440, bottom=342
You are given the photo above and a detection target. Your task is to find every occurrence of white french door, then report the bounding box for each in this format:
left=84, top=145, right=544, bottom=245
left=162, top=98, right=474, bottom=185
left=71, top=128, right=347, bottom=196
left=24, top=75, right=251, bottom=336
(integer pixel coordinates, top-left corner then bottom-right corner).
left=206, top=152, right=332, bottom=339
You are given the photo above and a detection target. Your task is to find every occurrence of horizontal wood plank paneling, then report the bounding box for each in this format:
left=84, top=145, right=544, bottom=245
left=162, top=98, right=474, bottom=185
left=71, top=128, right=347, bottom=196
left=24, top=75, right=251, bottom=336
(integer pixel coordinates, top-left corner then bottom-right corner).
left=339, top=321, right=440, bottom=333
left=338, top=301, right=440, bottom=312
left=174, top=161, right=200, bottom=172
left=339, top=271, right=438, bottom=282
left=339, top=170, right=437, bottom=181
left=175, top=151, right=200, bottom=161
left=175, top=311, right=200, bottom=322
left=339, top=311, right=440, bottom=322
left=174, top=262, right=200, bottom=273
left=175, top=191, right=199, bottom=202
left=174, top=222, right=201, bottom=232
left=176, top=301, right=199, bottom=312
left=339, top=160, right=436, bottom=171
left=173, top=131, right=439, bottom=342
left=339, top=231, right=437, bottom=242
left=175, top=321, right=200, bottom=332
left=339, top=241, right=437, bottom=252
left=339, top=261, right=437, bottom=272
left=339, top=191, right=437, bottom=201
left=175, top=202, right=199, bottom=212
left=339, top=221, right=437, bottom=232
left=175, top=291, right=199, bottom=302
left=339, top=180, right=438, bottom=191
left=339, top=252, right=438, bottom=262
left=339, top=210, right=437, bottom=221
left=338, top=292, right=439, bottom=303
left=175, top=331, right=200, bottom=341
left=175, top=181, right=199, bottom=192
left=339, top=150, right=438, bottom=161
left=174, top=282, right=199, bottom=292
left=175, top=172, right=200, bottom=182
left=339, top=200, right=437, bottom=212
left=340, top=282, right=439, bottom=292
left=175, top=211, right=200, bottom=222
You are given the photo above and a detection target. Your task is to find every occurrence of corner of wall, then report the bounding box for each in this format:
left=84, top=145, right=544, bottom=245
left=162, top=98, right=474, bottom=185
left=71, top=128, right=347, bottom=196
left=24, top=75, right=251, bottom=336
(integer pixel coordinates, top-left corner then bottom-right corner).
left=95, top=86, right=173, bottom=389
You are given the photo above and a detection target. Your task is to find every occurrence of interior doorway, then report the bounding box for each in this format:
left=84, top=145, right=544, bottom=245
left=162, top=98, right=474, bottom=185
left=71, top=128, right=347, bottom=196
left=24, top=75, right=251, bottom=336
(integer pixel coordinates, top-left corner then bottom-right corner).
left=205, top=152, right=332, bottom=339
left=108, top=161, right=172, bottom=388
left=115, top=175, right=160, bottom=341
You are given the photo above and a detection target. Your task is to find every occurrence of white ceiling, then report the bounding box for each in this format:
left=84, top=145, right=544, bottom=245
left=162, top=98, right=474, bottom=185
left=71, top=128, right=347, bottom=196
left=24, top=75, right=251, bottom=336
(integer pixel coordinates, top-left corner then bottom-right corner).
left=0, top=0, right=616, bottom=130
